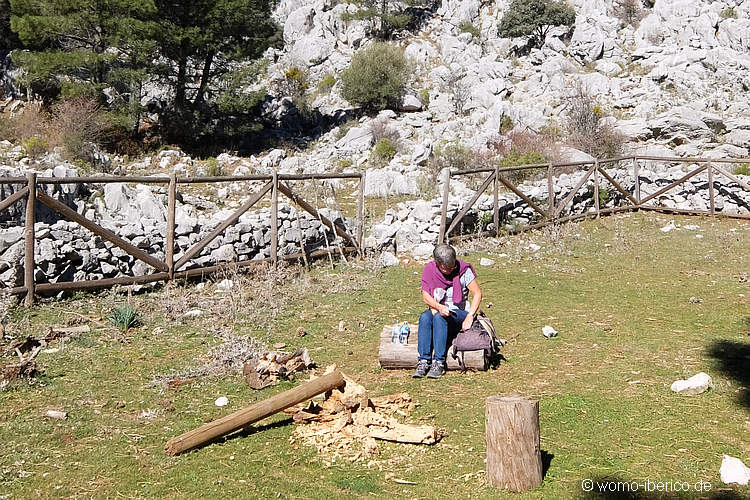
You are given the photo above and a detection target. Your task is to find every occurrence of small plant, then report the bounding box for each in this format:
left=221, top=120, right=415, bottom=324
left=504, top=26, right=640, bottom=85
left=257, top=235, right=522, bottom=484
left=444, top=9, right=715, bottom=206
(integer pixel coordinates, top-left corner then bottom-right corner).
left=22, top=136, right=48, bottom=159
left=720, top=8, right=737, bottom=19
left=317, top=74, right=336, bottom=93
left=107, top=305, right=140, bottom=331
left=459, top=21, right=481, bottom=40
left=419, top=88, right=430, bottom=108
left=427, top=141, right=474, bottom=180
left=498, top=149, right=545, bottom=184
left=371, top=138, right=397, bottom=166
left=205, top=157, right=223, bottom=176
left=497, top=0, right=576, bottom=48
left=733, top=165, right=750, bottom=176
left=500, top=114, right=514, bottom=134
left=613, top=0, right=646, bottom=27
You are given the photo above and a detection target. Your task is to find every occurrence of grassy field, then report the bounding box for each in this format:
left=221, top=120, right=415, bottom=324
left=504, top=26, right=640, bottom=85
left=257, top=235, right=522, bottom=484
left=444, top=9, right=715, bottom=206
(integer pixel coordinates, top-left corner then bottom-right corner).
left=1, top=212, right=749, bottom=499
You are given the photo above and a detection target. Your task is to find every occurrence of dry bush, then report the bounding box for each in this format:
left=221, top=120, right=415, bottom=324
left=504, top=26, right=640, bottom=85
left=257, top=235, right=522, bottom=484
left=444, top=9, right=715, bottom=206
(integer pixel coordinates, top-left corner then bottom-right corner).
left=47, top=97, right=109, bottom=163
left=0, top=103, right=47, bottom=143
left=564, top=88, right=625, bottom=159
left=489, top=130, right=560, bottom=184
left=367, top=116, right=402, bottom=148
left=613, top=0, right=646, bottom=27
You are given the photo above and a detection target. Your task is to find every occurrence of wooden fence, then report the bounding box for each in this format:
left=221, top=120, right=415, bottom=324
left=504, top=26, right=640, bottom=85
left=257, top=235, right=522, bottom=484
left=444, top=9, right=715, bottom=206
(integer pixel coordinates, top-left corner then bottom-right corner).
left=0, top=171, right=365, bottom=306
left=2, top=155, right=750, bottom=306
left=439, top=156, right=750, bottom=242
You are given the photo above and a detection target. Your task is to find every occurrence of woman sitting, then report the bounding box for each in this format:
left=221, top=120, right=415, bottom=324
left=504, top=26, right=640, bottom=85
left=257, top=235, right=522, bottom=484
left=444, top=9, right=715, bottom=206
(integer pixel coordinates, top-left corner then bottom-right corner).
left=414, top=243, right=482, bottom=379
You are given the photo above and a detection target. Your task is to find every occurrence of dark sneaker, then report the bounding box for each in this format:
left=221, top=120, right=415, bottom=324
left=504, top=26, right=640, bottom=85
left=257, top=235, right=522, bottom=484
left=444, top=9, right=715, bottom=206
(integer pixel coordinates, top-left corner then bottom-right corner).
left=413, top=359, right=430, bottom=378
left=426, top=360, right=446, bottom=379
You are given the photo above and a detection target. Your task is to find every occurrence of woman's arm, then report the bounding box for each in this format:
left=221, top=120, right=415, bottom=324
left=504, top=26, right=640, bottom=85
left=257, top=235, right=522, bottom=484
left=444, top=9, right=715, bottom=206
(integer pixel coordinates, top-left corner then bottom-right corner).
left=462, top=279, right=483, bottom=331
left=422, top=290, right=450, bottom=316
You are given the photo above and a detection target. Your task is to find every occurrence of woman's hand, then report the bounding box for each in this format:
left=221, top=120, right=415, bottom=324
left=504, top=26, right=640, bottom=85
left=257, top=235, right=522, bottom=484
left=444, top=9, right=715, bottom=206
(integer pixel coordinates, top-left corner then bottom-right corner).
left=462, top=313, right=474, bottom=331
left=439, top=304, right=451, bottom=317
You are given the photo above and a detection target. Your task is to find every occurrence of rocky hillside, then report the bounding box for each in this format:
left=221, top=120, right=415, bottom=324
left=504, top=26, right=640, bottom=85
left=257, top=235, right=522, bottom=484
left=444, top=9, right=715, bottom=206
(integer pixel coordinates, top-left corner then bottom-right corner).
left=259, top=0, right=749, bottom=190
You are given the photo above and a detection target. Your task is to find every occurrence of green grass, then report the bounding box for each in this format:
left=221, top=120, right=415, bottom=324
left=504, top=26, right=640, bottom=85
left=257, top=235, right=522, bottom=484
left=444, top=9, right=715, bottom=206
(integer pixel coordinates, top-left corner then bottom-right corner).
left=1, top=213, right=749, bottom=498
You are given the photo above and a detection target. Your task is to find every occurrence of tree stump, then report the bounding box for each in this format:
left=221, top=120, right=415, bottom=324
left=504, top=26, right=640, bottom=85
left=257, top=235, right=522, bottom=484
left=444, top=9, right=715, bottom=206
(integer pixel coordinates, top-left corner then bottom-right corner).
left=377, top=325, right=487, bottom=371
left=485, top=395, right=543, bottom=492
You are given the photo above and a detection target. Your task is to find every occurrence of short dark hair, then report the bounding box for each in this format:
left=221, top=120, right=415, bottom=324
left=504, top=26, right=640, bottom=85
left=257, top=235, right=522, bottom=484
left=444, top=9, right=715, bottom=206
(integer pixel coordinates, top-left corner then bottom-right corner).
left=433, top=243, right=456, bottom=267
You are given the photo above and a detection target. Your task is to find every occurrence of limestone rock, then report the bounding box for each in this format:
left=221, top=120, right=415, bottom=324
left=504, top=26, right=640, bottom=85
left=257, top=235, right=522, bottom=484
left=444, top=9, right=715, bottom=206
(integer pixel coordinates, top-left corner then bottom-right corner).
left=670, top=372, right=712, bottom=395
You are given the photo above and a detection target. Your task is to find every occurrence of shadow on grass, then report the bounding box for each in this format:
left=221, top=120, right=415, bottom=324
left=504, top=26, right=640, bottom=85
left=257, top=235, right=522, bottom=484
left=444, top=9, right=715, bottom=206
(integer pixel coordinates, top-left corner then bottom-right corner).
left=707, top=339, right=750, bottom=408
left=181, top=417, right=294, bottom=454
left=577, top=475, right=745, bottom=499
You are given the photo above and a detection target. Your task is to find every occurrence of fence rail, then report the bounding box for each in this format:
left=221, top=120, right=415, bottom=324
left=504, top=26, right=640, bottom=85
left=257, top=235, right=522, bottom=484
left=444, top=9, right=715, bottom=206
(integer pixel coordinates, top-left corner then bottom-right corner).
left=2, top=155, right=750, bottom=305
left=438, top=155, right=750, bottom=242
left=0, top=171, right=365, bottom=305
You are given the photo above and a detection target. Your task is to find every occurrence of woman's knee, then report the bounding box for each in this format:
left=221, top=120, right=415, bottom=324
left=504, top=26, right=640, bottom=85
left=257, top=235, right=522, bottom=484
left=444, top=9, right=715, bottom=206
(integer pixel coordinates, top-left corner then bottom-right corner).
left=419, top=310, right=434, bottom=324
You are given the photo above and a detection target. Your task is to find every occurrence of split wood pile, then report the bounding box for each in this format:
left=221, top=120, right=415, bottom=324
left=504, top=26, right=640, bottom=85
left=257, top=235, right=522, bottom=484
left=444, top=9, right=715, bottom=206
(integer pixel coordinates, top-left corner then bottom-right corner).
left=378, top=325, right=487, bottom=371
left=243, top=347, right=315, bottom=390
left=287, top=367, right=439, bottom=459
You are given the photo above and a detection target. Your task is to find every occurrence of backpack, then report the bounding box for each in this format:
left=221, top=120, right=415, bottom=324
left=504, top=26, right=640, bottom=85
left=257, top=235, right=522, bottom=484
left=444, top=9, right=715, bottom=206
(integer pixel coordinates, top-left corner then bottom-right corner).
left=449, top=311, right=505, bottom=371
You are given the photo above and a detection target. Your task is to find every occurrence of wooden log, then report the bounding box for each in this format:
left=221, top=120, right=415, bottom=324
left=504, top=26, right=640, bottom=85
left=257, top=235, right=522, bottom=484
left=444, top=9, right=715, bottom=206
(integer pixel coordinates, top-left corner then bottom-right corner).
left=166, top=173, right=176, bottom=280
left=485, top=395, right=543, bottom=492
left=378, top=326, right=487, bottom=371
left=164, top=369, right=345, bottom=455
left=356, top=171, right=365, bottom=252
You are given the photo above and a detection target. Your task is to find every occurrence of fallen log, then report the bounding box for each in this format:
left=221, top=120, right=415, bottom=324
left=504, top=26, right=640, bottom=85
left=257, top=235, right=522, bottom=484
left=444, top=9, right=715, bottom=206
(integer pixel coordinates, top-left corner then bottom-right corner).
left=378, top=325, right=487, bottom=371
left=165, top=369, right=345, bottom=456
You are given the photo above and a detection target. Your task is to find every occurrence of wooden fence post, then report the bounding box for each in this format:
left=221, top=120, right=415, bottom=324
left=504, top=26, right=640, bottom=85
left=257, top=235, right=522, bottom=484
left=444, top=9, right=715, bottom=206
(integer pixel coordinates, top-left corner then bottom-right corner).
left=166, top=173, right=176, bottom=280
left=594, top=160, right=600, bottom=217
left=486, top=395, right=543, bottom=492
left=438, top=168, right=451, bottom=243
left=357, top=171, right=366, bottom=254
left=493, top=166, right=499, bottom=237
left=633, top=157, right=640, bottom=205
left=271, top=169, right=278, bottom=266
left=707, top=162, right=715, bottom=216
left=24, top=172, right=36, bottom=307
left=547, top=164, right=555, bottom=221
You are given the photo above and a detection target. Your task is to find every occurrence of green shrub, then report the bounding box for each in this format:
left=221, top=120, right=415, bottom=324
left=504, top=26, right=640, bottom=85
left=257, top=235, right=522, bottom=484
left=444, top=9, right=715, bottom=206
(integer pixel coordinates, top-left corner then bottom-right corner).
left=22, top=136, right=49, bottom=158
left=497, top=0, right=575, bottom=48
left=205, top=157, right=223, bottom=176
left=419, top=88, right=430, bottom=108
left=459, top=21, right=481, bottom=40
left=733, top=165, right=750, bottom=176
left=427, top=141, right=474, bottom=180
left=371, top=138, right=397, bottom=166
left=107, top=306, right=140, bottom=331
left=500, top=115, right=514, bottom=134
left=720, top=8, right=737, bottom=19
left=340, top=42, right=409, bottom=111
left=498, top=149, right=545, bottom=184
left=318, top=74, right=336, bottom=93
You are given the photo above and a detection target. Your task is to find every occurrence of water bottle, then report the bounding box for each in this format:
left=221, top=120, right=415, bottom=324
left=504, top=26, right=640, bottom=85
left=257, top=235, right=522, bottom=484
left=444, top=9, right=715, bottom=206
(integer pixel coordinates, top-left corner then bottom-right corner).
left=391, top=324, right=400, bottom=343
left=399, top=321, right=410, bottom=344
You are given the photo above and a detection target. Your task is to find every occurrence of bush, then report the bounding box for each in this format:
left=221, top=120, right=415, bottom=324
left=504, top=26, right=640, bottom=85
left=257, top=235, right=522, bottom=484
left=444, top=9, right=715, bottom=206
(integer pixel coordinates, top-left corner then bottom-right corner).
left=419, top=88, right=430, bottom=108
left=371, top=138, right=397, bottom=166
left=48, top=97, right=109, bottom=164
left=497, top=0, right=575, bottom=48
left=427, top=141, right=474, bottom=180
left=205, top=157, right=223, bottom=176
left=459, top=21, right=481, bottom=40
left=318, top=74, right=336, bottom=93
left=340, top=42, right=409, bottom=111
left=500, top=115, right=514, bottom=134
left=613, top=0, right=646, bottom=27
left=21, top=136, right=49, bottom=159
left=564, top=88, right=624, bottom=159
left=720, top=8, right=737, bottom=19
left=733, top=165, right=750, bottom=176
left=367, top=116, right=401, bottom=147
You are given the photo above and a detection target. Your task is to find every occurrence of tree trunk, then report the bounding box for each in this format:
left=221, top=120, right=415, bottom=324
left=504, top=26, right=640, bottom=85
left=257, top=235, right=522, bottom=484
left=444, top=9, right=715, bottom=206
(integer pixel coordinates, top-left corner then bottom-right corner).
left=485, top=395, right=543, bottom=492
left=194, top=50, right=214, bottom=105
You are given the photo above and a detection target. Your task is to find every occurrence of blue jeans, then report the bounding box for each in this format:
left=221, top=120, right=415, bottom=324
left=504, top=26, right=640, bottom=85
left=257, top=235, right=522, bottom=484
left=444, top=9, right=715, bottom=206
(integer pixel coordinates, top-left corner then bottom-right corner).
left=418, top=308, right=469, bottom=362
